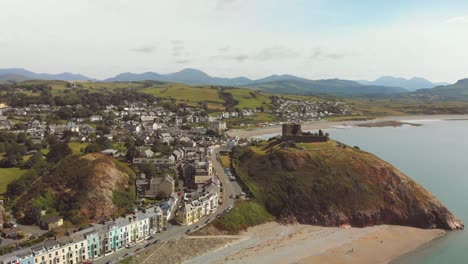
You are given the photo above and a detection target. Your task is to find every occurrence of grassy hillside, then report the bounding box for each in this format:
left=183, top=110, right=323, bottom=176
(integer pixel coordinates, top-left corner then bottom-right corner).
left=245, top=79, right=408, bottom=96
left=141, top=83, right=226, bottom=110
left=0, top=168, right=27, bottom=198
left=231, top=139, right=462, bottom=230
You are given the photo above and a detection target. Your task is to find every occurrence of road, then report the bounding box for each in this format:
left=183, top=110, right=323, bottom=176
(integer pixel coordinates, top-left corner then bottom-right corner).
left=96, top=146, right=243, bottom=264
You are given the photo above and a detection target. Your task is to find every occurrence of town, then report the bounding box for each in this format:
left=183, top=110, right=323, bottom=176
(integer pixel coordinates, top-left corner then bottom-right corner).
left=0, top=81, right=351, bottom=264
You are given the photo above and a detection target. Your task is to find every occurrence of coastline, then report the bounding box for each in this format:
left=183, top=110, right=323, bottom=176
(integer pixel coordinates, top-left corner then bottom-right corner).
left=228, top=114, right=468, bottom=138
left=185, top=222, right=446, bottom=264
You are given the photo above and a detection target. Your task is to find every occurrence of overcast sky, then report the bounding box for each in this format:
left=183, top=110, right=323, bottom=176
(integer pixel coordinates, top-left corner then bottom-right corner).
left=1, top=0, right=468, bottom=82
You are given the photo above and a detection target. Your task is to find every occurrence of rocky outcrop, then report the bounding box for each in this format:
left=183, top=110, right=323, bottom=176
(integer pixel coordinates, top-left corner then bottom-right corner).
left=79, top=153, right=130, bottom=221
left=232, top=140, right=463, bottom=230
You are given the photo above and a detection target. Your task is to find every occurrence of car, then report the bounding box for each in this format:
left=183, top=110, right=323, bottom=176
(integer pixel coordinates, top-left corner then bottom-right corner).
left=153, top=239, right=161, bottom=244
left=185, top=229, right=192, bottom=234
left=163, top=227, right=167, bottom=231
left=123, top=253, right=130, bottom=258
left=195, top=225, right=200, bottom=229
left=105, top=261, right=113, bottom=264
left=146, top=236, right=155, bottom=241
left=125, top=243, right=136, bottom=249
left=144, top=243, right=151, bottom=248
left=134, top=248, right=141, bottom=253
left=205, top=218, right=212, bottom=223
left=229, top=194, right=235, bottom=199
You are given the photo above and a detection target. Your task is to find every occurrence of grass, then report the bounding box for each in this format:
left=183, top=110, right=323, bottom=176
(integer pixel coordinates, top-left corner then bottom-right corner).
left=296, top=141, right=337, bottom=150
left=231, top=140, right=391, bottom=221
left=0, top=167, right=28, bottom=197
left=224, top=88, right=272, bottom=109
left=213, top=201, right=273, bottom=233
left=219, top=154, right=231, bottom=168
left=121, top=256, right=132, bottom=264
left=68, top=142, right=88, bottom=155
left=141, top=83, right=224, bottom=104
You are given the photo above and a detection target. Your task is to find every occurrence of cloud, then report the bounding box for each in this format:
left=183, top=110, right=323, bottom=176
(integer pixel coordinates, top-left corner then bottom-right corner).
left=309, top=48, right=349, bottom=60
left=170, top=40, right=188, bottom=57
left=252, top=46, right=299, bottom=61
left=216, top=0, right=242, bottom=10
left=130, top=45, right=157, bottom=54
left=443, top=15, right=468, bottom=25
left=175, top=59, right=190, bottom=64
left=218, top=46, right=230, bottom=53
left=210, top=46, right=299, bottom=63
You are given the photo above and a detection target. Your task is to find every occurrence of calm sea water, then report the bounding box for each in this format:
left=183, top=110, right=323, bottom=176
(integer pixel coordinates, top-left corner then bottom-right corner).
left=256, top=119, right=468, bottom=263
left=327, top=120, right=468, bottom=264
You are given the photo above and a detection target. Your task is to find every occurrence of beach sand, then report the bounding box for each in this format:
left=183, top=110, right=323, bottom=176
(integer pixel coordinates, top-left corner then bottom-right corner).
left=228, top=114, right=468, bottom=138
left=186, top=222, right=445, bottom=264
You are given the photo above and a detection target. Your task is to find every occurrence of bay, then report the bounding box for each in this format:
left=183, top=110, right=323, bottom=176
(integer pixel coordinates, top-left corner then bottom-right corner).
left=327, top=120, right=468, bottom=264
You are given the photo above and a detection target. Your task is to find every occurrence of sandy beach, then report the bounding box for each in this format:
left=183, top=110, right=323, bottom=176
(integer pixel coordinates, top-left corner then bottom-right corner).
left=228, top=114, right=468, bottom=138
left=185, top=222, right=446, bottom=264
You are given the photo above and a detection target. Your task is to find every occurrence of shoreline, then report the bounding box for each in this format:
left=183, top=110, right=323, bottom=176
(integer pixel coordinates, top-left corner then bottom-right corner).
left=228, top=114, right=468, bottom=138
left=185, top=222, right=446, bottom=264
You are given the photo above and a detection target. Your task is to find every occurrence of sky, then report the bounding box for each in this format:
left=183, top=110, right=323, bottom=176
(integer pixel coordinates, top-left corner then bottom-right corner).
left=1, top=0, right=468, bottom=82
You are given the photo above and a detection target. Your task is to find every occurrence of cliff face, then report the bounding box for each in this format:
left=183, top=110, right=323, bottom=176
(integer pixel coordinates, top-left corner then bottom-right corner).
left=232, top=140, right=463, bottom=230
left=78, top=153, right=132, bottom=221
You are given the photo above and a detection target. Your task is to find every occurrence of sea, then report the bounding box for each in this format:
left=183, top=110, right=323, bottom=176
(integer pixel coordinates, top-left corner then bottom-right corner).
left=255, top=119, right=468, bottom=263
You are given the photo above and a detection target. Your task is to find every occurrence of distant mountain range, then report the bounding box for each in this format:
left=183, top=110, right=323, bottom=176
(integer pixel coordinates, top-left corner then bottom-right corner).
left=358, top=76, right=449, bottom=91
left=105, top=69, right=408, bottom=96
left=0, top=67, right=459, bottom=97
left=0, top=68, right=92, bottom=82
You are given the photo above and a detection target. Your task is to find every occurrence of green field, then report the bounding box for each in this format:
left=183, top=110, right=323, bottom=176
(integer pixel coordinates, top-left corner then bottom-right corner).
left=68, top=142, right=88, bottom=155
left=213, top=201, right=273, bottom=233
left=142, top=84, right=223, bottom=102
left=0, top=168, right=27, bottom=197
left=225, top=88, right=272, bottom=109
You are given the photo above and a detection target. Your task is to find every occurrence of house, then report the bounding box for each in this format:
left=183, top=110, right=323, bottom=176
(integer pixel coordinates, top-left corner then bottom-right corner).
left=176, top=191, right=218, bottom=225
left=101, top=149, right=119, bottom=156
left=140, top=175, right=175, bottom=198
left=1, top=228, right=22, bottom=239
left=89, top=115, right=103, bottom=122
left=39, top=215, right=64, bottom=230
left=210, top=121, right=227, bottom=132
left=0, top=116, right=11, bottom=130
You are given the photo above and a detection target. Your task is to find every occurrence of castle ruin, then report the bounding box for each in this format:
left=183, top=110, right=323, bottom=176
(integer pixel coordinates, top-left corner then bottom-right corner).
left=282, top=123, right=328, bottom=143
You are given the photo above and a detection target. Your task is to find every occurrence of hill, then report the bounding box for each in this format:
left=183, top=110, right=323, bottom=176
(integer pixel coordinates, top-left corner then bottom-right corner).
left=358, top=76, right=449, bottom=91
left=106, top=69, right=408, bottom=96
left=245, top=79, right=408, bottom=96
left=0, top=74, right=33, bottom=82
left=10, top=153, right=135, bottom=224
left=231, top=139, right=463, bottom=230
left=411, top=79, right=468, bottom=100
left=0, top=68, right=92, bottom=81
left=105, top=68, right=252, bottom=86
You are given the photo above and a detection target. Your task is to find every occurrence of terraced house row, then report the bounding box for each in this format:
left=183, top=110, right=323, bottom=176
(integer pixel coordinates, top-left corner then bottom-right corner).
left=1, top=205, right=171, bottom=264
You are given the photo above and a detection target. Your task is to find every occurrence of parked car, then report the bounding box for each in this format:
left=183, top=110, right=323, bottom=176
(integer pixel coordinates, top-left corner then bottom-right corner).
left=205, top=218, right=212, bottom=223
left=153, top=239, right=161, bottom=244
left=144, top=243, right=151, bottom=248
left=125, top=243, right=136, bottom=249
left=146, top=235, right=155, bottom=241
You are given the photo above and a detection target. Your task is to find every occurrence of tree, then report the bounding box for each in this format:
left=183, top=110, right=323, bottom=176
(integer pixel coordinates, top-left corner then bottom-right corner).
left=23, top=205, right=42, bottom=225
left=47, top=142, right=72, bottom=163
left=139, top=163, right=157, bottom=178
left=126, top=146, right=137, bottom=162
